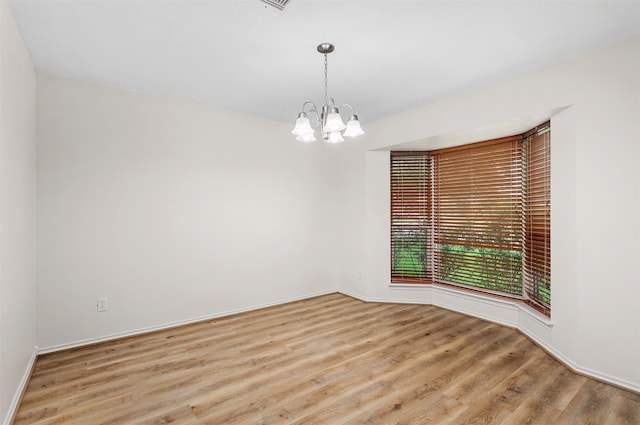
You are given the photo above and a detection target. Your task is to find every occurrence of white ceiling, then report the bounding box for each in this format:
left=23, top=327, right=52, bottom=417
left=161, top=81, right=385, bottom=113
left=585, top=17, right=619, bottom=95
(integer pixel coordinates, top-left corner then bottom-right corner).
left=9, top=0, right=640, bottom=125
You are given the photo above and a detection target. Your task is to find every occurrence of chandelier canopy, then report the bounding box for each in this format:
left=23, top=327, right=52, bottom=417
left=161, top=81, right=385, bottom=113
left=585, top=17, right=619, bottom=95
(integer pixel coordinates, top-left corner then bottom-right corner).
left=292, top=43, right=364, bottom=143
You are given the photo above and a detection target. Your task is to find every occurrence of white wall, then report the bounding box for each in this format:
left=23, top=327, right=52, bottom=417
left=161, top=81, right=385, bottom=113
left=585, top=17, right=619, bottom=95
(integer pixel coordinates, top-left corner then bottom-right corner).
left=0, top=1, right=37, bottom=423
left=338, top=35, right=640, bottom=392
left=36, top=74, right=340, bottom=349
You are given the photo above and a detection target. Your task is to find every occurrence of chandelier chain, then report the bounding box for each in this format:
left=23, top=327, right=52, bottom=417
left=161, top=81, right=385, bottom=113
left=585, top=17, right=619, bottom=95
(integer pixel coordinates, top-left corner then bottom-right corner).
left=324, top=53, right=328, bottom=108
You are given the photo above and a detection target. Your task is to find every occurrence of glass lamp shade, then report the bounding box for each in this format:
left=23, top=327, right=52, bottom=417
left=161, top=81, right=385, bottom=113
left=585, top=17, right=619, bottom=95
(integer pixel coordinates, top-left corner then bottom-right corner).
left=292, top=113, right=314, bottom=136
left=296, top=132, right=317, bottom=143
left=323, top=108, right=347, bottom=132
left=326, top=131, right=345, bottom=144
left=343, top=115, right=365, bottom=137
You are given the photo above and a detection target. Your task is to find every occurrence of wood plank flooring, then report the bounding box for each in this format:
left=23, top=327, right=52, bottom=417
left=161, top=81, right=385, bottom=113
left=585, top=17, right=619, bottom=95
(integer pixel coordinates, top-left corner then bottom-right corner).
left=13, top=293, right=640, bottom=424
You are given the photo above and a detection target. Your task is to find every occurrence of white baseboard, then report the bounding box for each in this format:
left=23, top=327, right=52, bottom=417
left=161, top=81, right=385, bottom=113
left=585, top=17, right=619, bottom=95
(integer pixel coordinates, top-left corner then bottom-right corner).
left=3, top=348, right=38, bottom=425
left=38, top=289, right=336, bottom=354
left=340, top=285, right=525, bottom=328
left=516, top=325, right=640, bottom=394
left=339, top=288, right=640, bottom=394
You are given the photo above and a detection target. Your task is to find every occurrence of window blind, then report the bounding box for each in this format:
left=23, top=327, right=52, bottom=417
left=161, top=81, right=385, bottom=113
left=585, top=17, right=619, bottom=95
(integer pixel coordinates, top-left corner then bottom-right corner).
left=432, top=136, right=523, bottom=295
left=523, top=123, right=551, bottom=314
left=390, top=123, right=551, bottom=316
left=390, top=153, right=433, bottom=282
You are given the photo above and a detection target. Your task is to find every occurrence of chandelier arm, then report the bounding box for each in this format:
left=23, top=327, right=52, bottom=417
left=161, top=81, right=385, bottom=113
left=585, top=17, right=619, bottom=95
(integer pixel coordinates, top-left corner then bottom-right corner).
left=301, top=101, right=320, bottom=127
left=341, top=103, right=356, bottom=117
left=301, top=101, right=317, bottom=113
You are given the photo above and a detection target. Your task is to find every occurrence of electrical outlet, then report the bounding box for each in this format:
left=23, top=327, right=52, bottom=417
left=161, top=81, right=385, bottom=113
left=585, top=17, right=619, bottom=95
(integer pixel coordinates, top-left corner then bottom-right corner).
left=97, top=297, right=108, bottom=312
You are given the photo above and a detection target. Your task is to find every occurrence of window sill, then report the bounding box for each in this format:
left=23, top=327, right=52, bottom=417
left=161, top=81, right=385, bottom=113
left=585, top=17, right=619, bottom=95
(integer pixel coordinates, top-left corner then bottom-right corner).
left=388, top=282, right=553, bottom=328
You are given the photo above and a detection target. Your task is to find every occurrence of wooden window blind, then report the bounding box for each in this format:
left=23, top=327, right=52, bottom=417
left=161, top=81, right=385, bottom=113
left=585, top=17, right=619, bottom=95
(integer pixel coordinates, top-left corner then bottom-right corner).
left=523, top=122, right=551, bottom=315
left=390, top=153, right=433, bottom=282
left=390, top=123, right=551, bottom=316
left=432, top=136, right=523, bottom=296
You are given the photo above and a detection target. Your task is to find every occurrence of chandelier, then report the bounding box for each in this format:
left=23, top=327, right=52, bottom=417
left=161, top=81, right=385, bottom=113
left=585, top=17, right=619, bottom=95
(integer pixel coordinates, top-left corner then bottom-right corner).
left=291, top=43, right=365, bottom=143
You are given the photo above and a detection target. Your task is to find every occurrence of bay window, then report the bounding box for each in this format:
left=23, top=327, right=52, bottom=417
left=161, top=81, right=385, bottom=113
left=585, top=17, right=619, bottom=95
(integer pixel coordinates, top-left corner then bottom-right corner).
left=390, top=122, right=551, bottom=316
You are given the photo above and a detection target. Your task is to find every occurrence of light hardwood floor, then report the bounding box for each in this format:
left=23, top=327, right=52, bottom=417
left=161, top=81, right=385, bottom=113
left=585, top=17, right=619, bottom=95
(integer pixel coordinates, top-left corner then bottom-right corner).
left=13, top=293, right=640, bottom=424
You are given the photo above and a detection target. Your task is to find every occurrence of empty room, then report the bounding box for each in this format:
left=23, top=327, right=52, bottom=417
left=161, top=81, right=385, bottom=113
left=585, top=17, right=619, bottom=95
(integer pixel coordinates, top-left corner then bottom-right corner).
left=2, top=0, right=640, bottom=424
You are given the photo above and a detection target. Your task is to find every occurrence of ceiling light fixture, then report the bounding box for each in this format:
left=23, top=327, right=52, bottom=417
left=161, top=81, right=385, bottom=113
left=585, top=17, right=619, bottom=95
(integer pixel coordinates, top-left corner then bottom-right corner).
left=292, top=43, right=364, bottom=143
